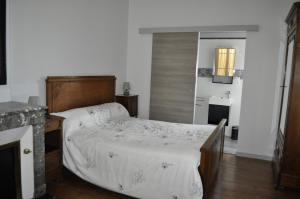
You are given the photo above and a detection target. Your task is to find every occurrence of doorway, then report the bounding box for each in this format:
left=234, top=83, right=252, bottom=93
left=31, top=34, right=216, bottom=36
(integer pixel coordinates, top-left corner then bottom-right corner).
left=194, top=32, right=247, bottom=154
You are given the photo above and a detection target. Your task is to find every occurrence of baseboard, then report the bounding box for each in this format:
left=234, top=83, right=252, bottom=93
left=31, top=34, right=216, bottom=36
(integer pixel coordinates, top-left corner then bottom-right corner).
left=236, top=152, right=273, bottom=161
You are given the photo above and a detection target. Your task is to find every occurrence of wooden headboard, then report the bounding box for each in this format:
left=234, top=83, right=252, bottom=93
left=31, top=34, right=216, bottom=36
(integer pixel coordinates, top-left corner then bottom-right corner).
left=46, top=76, right=116, bottom=113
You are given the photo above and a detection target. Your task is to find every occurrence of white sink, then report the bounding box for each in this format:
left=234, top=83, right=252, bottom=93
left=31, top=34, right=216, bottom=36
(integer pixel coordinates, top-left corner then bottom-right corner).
left=209, top=96, right=233, bottom=106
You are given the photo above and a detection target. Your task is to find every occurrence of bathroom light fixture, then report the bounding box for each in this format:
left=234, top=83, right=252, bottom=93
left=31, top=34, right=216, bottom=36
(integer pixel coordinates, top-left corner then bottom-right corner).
left=214, top=48, right=236, bottom=77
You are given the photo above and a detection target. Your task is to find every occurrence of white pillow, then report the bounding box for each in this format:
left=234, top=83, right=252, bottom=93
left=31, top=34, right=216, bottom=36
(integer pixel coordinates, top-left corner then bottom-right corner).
left=86, top=106, right=111, bottom=125
left=63, top=113, right=95, bottom=134
left=51, top=102, right=129, bottom=125
left=51, top=105, right=99, bottom=119
left=99, top=102, right=130, bottom=120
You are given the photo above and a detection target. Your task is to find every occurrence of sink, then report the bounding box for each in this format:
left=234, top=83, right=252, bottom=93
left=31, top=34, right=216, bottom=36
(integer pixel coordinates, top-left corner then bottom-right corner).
left=209, top=96, right=233, bottom=106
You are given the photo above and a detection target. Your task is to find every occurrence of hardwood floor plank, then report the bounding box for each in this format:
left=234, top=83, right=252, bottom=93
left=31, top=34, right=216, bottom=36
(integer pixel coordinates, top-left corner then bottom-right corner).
left=47, top=154, right=300, bottom=199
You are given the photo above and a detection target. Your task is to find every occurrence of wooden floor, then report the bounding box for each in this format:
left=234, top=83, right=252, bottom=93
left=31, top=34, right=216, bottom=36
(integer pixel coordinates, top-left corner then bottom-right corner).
left=47, top=154, right=300, bottom=199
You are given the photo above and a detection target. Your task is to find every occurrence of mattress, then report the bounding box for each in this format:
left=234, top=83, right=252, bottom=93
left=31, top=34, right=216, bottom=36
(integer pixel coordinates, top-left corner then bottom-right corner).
left=62, top=116, right=215, bottom=199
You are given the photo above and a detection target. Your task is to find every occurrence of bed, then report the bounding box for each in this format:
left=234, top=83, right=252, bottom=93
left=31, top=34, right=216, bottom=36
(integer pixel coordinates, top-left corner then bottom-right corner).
left=46, top=76, right=226, bottom=199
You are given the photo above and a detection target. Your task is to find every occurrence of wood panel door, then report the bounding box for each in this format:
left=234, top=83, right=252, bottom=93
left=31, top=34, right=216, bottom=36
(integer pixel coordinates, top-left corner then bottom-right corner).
left=150, top=33, right=198, bottom=123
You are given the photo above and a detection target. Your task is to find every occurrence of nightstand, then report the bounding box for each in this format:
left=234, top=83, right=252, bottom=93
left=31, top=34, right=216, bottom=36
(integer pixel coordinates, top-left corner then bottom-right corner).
left=45, top=115, right=64, bottom=183
left=115, top=95, right=138, bottom=117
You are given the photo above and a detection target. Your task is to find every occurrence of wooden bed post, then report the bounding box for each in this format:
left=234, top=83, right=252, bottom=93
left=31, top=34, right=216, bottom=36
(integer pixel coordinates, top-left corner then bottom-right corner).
left=199, top=119, right=226, bottom=199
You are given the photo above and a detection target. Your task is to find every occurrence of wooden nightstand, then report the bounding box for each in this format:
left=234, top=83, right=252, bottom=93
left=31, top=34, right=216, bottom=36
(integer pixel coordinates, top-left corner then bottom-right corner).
left=115, top=95, right=138, bottom=117
left=45, top=115, right=64, bottom=183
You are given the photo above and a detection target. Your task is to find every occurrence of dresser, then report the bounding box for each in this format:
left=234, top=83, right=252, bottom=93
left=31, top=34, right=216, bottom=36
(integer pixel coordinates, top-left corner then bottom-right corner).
left=273, top=2, right=300, bottom=189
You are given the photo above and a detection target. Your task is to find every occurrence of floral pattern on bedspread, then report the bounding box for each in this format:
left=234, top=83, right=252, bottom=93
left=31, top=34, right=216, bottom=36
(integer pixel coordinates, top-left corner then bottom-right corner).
left=65, top=117, right=215, bottom=199
left=90, top=118, right=214, bottom=149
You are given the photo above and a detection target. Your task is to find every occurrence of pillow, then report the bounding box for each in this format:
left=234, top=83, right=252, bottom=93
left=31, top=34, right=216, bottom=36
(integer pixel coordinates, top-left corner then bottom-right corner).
left=63, top=112, right=96, bottom=135
left=99, top=102, right=129, bottom=120
left=52, top=102, right=129, bottom=125
left=86, top=106, right=111, bottom=125
left=51, top=105, right=100, bottom=119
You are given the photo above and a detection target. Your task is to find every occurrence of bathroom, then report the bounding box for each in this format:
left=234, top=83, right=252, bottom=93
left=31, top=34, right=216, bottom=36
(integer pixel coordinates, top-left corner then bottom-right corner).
left=194, top=32, right=246, bottom=154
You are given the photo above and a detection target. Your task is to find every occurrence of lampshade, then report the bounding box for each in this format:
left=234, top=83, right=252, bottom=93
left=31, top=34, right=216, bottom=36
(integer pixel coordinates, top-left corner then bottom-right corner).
left=215, top=48, right=236, bottom=76
left=28, top=96, right=41, bottom=106
left=123, top=82, right=130, bottom=90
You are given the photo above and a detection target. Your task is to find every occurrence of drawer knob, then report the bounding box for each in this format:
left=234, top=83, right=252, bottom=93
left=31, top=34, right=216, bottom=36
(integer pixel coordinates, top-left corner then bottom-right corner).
left=23, top=148, right=32, bottom=154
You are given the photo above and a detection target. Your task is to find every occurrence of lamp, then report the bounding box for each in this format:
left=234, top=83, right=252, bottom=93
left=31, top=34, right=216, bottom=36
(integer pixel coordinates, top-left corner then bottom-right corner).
left=28, top=96, right=41, bottom=106
left=214, top=48, right=236, bottom=76
left=123, top=82, right=130, bottom=96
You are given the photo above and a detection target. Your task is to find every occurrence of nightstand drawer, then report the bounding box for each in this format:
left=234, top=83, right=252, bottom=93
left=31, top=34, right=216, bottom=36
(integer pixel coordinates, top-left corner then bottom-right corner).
left=45, top=118, right=60, bottom=132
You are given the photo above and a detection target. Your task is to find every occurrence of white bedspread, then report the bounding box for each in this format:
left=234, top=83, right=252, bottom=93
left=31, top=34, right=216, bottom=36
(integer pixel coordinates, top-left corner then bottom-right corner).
left=63, top=117, right=216, bottom=199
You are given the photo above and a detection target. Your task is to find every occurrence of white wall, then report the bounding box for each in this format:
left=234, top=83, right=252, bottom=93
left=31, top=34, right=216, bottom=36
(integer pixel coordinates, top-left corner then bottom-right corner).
left=126, top=0, right=283, bottom=159
left=0, top=86, right=10, bottom=102
left=7, top=0, right=129, bottom=104
left=1, top=0, right=296, bottom=160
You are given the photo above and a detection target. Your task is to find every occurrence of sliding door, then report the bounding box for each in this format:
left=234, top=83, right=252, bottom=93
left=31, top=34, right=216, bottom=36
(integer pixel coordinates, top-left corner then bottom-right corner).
left=150, top=32, right=198, bottom=123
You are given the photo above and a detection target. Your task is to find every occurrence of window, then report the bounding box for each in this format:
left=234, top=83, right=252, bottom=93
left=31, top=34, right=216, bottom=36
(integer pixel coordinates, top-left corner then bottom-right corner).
left=0, top=0, right=6, bottom=85
left=214, top=48, right=236, bottom=77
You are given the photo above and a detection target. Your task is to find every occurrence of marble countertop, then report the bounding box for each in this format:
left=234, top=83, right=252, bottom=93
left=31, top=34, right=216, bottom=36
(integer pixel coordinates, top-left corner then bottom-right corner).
left=0, top=101, right=46, bottom=115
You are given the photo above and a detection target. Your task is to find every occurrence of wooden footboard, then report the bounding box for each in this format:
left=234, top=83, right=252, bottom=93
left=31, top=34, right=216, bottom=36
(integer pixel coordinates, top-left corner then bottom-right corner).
left=199, top=119, right=226, bottom=199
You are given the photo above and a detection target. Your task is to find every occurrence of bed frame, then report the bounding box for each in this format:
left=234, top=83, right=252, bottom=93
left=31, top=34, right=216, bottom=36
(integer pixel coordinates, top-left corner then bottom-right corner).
left=46, top=76, right=225, bottom=199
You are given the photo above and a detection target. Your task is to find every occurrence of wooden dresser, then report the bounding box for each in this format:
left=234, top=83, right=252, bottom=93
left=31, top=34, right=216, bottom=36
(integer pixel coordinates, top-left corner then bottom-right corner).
left=273, top=2, right=300, bottom=189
